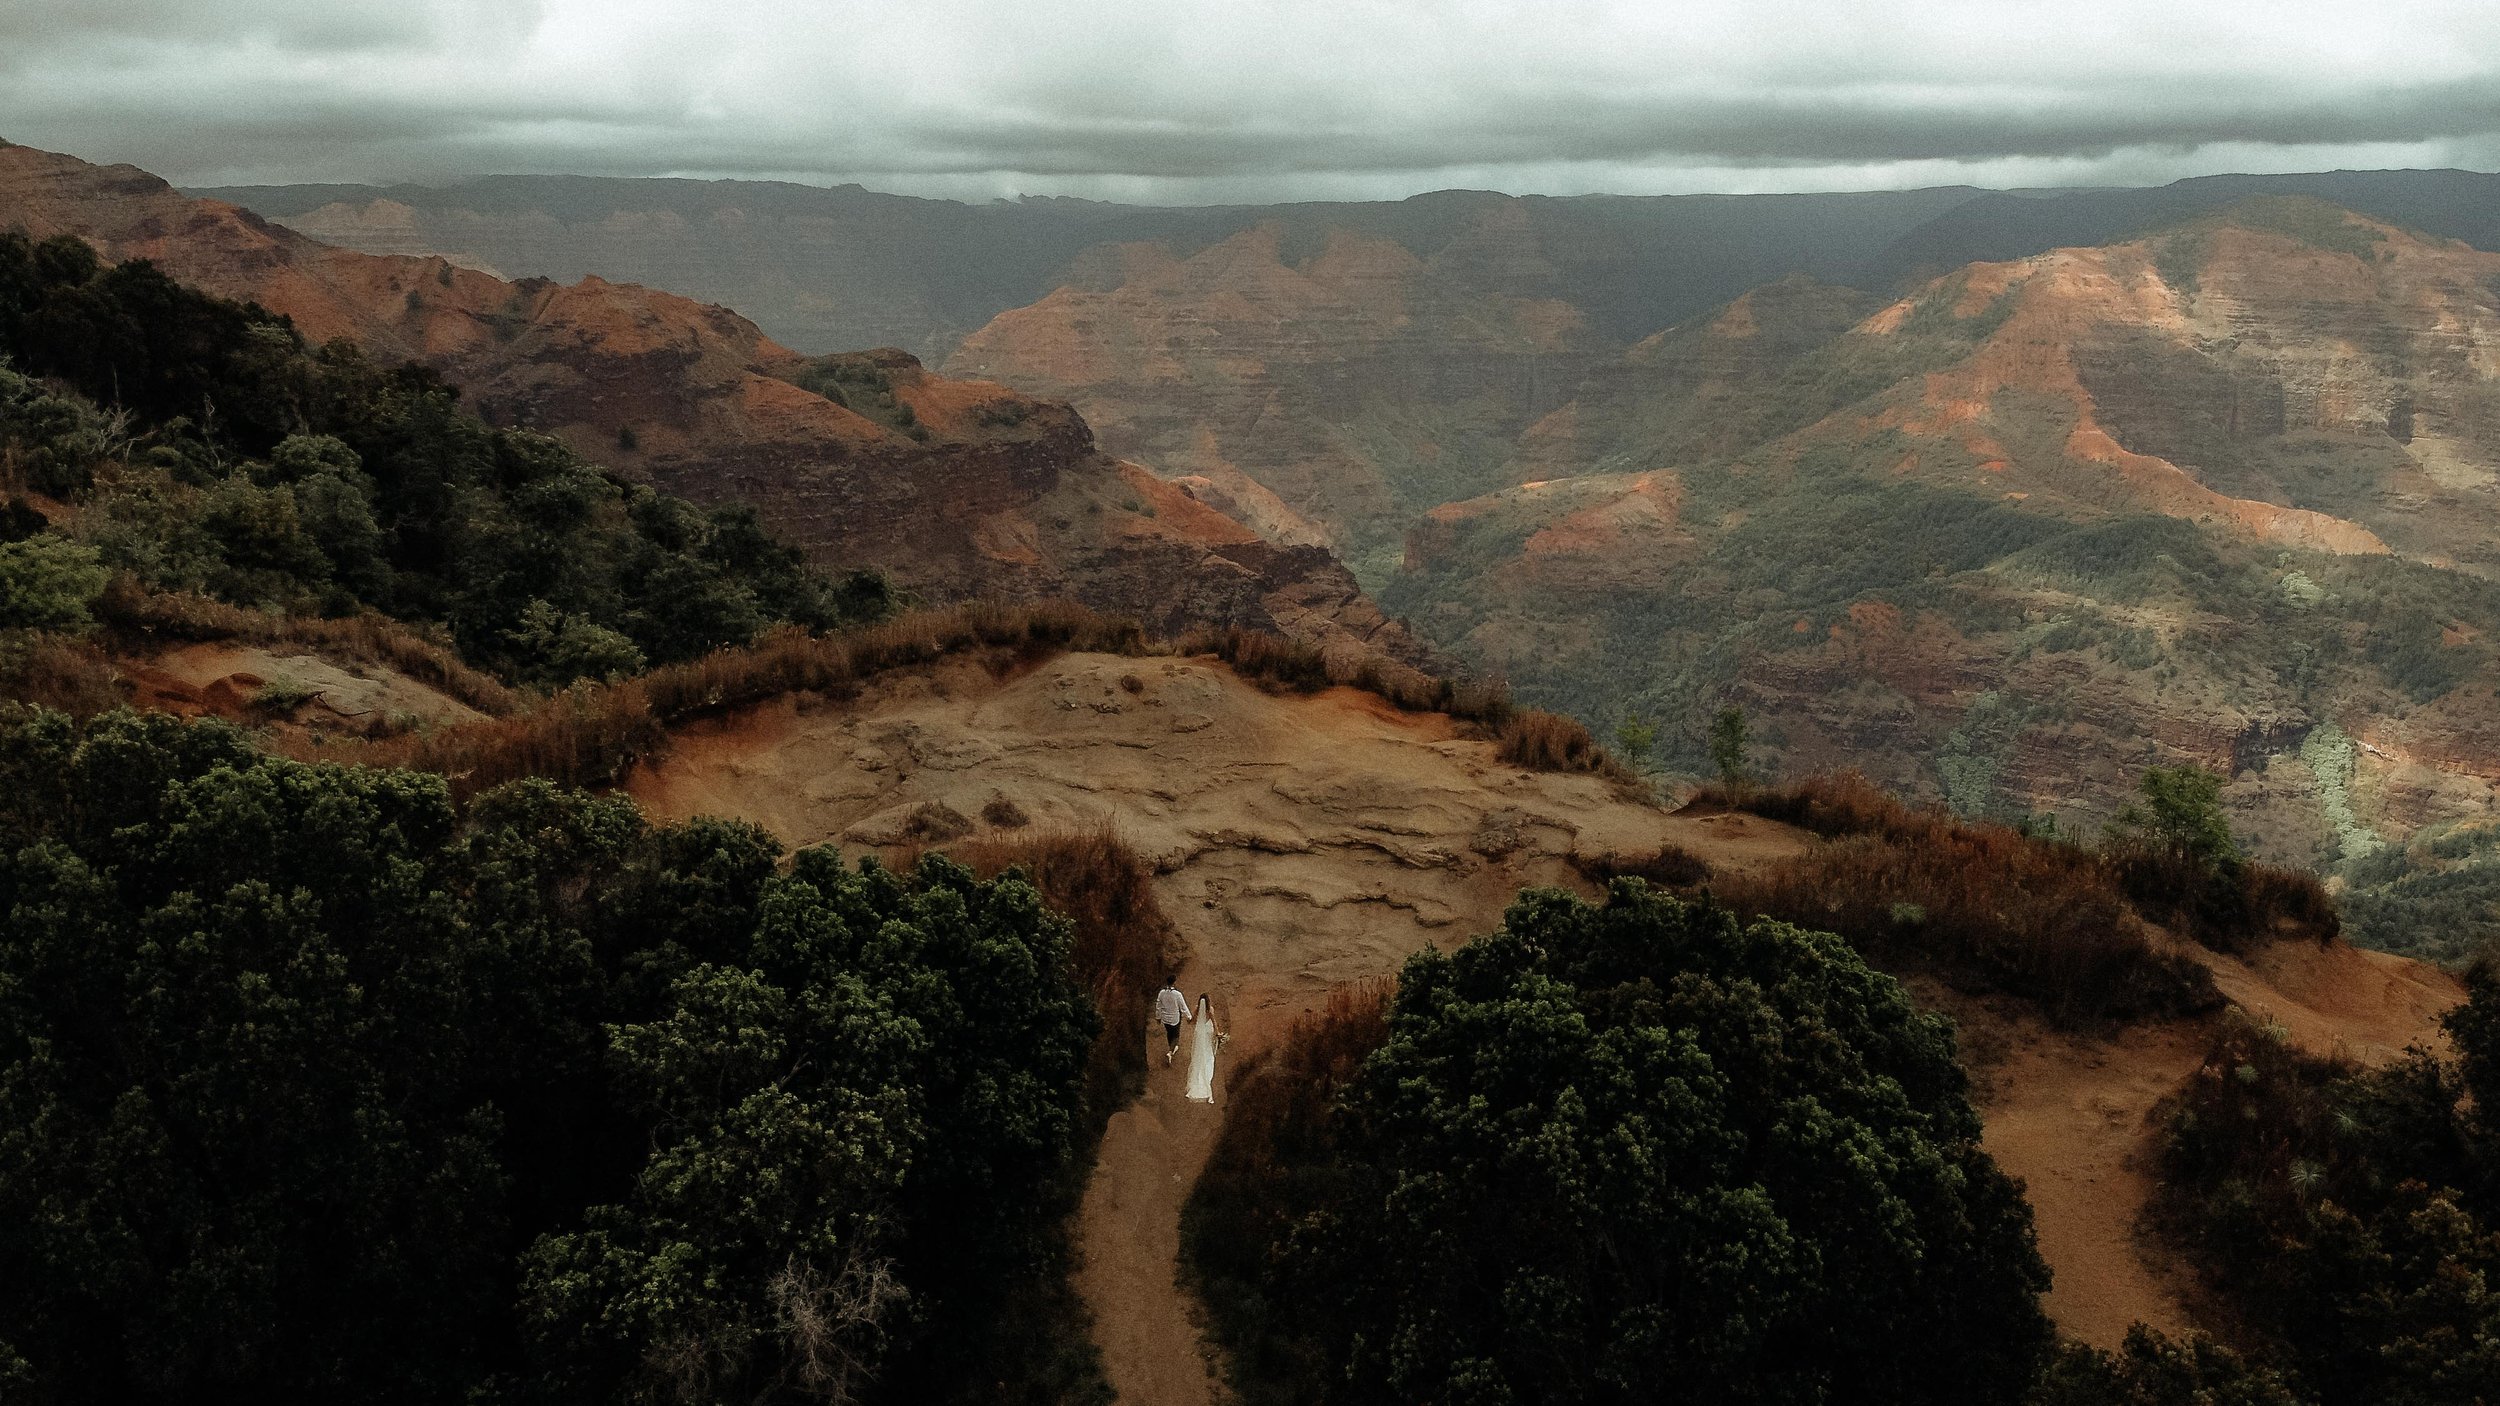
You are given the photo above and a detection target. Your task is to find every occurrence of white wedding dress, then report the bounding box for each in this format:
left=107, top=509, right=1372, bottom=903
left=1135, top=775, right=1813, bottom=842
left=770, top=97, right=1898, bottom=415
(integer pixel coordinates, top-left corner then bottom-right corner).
left=1184, top=996, right=1217, bottom=1102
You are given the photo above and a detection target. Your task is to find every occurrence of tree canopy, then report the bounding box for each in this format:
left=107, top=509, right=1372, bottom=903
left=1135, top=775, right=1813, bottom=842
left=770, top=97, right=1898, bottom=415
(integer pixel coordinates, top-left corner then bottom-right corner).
left=0, top=706, right=1093, bottom=1404
left=1212, top=882, right=2054, bottom=1406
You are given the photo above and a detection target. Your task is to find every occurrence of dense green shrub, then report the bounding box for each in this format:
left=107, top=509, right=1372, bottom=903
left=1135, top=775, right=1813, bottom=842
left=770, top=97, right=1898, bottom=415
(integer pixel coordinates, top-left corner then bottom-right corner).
left=0, top=533, right=108, bottom=632
left=0, top=706, right=1095, bottom=1404
left=2028, top=1328, right=2309, bottom=1406
left=1191, top=883, right=2053, bottom=1406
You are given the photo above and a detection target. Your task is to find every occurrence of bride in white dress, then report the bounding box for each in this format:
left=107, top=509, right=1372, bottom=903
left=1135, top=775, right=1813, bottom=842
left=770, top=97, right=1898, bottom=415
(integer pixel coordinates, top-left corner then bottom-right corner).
left=1184, top=993, right=1220, bottom=1103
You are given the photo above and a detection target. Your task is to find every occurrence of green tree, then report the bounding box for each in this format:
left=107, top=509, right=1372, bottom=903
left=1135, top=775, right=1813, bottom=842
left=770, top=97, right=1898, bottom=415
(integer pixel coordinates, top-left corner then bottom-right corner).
left=2110, top=764, right=2241, bottom=873
left=0, top=236, right=892, bottom=685
left=0, top=710, right=501, bottom=1402
left=1613, top=713, right=1656, bottom=771
left=523, top=853, right=1095, bottom=1404
left=0, top=534, right=109, bottom=633
left=2157, top=978, right=2500, bottom=1406
left=1708, top=703, right=1750, bottom=784
left=507, top=598, right=649, bottom=687
left=1271, top=884, right=2053, bottom=1406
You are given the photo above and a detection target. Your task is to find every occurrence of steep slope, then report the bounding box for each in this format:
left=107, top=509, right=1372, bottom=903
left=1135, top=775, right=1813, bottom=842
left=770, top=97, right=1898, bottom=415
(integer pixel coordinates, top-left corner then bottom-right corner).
left=196, top=169, right=2500, bottom=603
left=1388, top=201, right=2500, bottom=897
left=947, top=218, right=1604, bottom=577
left=0, top=143, right=1417, bottom=654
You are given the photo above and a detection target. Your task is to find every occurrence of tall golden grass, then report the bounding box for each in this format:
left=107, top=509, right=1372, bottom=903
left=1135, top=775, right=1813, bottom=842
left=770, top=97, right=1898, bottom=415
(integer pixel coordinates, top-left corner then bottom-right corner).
left=3, top=633, right=124, bottom=717
left=1697, top=772, right=2338, bottom=1025
left=1570, top=843, right=1713, bottom=888
left=1177, top=624, right=1514, bottom=722
left=292, top=602, right=1621, bottom=798
left=95, top=577, right=520, bottom=716
left=301, top=602, right=1144, bottom=797
left=1495, top=707, right=1635, bottom=780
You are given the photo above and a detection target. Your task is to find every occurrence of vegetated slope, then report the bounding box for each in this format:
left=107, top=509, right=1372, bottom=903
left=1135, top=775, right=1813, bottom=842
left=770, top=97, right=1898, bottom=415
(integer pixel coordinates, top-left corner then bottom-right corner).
left=1387, top=200, right=2500, bottom=939
left=203, top=165, right=2500, bottom=599
left=619, top=648, right=2460, bottom=1376
left=193, top=177, right=1973, bottom=583
left=0, top=142, right=1420, bottom=656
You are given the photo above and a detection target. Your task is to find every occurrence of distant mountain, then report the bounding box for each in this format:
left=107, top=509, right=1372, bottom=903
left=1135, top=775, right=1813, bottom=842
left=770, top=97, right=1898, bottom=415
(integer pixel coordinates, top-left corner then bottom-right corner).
left=5, top=144, right=1419, bottom=655
left=1385, top=197, right=2500, bottom=935
left=1861, top=169, right=2500, bottom=287
left=194, top=176, right=1981, bottom=359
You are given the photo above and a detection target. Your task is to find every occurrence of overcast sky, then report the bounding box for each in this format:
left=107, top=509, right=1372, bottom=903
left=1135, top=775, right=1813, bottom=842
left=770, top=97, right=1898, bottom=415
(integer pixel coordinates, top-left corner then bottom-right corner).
left=4, top=0, right=2496, bottom=202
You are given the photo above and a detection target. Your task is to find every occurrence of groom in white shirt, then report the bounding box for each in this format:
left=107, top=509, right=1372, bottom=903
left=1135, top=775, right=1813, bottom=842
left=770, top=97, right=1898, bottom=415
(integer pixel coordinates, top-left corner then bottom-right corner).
left=1155, top=976, right=1193, bottom=1066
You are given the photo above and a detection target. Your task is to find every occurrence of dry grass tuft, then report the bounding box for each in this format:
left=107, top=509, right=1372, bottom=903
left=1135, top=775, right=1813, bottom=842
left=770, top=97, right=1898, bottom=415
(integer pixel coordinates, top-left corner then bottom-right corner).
left=981, top=794, right=1032, bottom=829
left=1687, top=770, right=1900, bottom=838
left=295, top=601, right=1150, bottom=799
left=257, top=599, right=1623, bottom=795
left=1179, top=626, right=1333, bottom=693
left=1495, top=708, right=1635, bottom=780
left=944, top=827, right=1187, bottom=1125
left=1177, top=625, right=1515, bottom=723
left=1570, top=845, right=1713, bottom=889
left=1167, top=623, right=1639, bottom=780
left=901, top=801, right=973, bottom=843
left=327, top=681, right=669, bottom=797
left=3, top=633, right=125, bottom=717
left=95, top=577, right=520, bottom=716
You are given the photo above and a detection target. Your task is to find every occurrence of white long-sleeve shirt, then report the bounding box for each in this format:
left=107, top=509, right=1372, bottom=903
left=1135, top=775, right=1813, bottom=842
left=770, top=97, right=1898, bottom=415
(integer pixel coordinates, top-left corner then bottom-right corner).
left=1155, top=986, right=1192, bottom=1025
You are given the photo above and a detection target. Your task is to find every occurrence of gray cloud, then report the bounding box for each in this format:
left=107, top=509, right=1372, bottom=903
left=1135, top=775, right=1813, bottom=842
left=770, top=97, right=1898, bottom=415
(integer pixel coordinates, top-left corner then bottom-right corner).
left=2, top=0, right=2495, bottom=200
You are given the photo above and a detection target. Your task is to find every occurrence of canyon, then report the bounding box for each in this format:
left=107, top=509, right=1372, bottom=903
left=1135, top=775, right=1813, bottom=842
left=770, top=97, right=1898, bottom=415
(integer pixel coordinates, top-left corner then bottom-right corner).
left=34, top=143, right=2500, bottom=943
left=0, top=143, right=1419, bottom=659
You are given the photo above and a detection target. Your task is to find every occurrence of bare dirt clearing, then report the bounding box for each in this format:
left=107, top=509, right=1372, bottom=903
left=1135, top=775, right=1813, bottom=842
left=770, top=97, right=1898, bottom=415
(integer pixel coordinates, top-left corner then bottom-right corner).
left=626, top=651, right=2462, bottom=1390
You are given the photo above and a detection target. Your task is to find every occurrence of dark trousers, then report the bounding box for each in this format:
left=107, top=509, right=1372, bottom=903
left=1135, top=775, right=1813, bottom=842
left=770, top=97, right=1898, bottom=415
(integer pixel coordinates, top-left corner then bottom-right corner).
left=1163, top=1019, right=1183, bottom=1050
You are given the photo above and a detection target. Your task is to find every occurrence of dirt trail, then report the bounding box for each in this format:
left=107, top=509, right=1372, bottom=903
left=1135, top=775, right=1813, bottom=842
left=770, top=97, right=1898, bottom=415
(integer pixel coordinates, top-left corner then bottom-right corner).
left=1968, top=1013, right=2210, bottom=1346
left=1075, top=1026, right=1229, bottom=1406
left=1952, top=933, right=2465, bottom=1350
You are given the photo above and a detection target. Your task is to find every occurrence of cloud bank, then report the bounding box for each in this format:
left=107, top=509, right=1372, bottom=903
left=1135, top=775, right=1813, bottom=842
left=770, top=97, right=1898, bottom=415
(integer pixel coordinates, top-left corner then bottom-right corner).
left=4, top=0, right=2496, bottom=200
